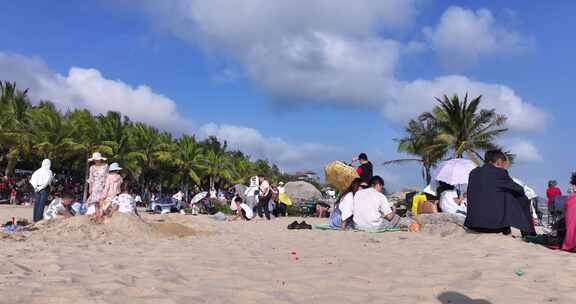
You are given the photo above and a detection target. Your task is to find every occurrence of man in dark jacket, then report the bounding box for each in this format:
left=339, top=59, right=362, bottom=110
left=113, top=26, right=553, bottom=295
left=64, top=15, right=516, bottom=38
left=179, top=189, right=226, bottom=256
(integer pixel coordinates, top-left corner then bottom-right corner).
left=465, top=150, right=536, bottom=235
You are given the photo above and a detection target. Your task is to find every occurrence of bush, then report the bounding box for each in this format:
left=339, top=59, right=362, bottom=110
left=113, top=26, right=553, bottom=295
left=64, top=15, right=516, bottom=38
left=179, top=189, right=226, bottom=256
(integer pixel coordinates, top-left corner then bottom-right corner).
left=210, top=198, right=234, bottom=215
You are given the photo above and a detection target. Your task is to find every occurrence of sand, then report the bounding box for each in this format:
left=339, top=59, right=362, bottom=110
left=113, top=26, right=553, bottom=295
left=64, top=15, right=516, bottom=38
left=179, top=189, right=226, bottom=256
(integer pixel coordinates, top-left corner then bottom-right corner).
left=1, top=205, right=576, bottom=304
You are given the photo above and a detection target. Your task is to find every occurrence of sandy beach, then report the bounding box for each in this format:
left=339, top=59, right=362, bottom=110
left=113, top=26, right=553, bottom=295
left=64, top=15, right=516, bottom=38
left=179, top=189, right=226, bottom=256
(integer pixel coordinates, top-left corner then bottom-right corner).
left=1, top=205, right=576, bottom=304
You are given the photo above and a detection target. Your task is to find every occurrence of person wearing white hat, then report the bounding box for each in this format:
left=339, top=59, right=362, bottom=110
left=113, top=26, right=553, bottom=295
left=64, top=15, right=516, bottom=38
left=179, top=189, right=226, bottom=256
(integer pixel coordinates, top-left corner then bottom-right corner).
left=85, top=152, right=108, bottom=218
left=30, top=159, right=55, bottom=222
left=100, top=162, right=124, bottom=215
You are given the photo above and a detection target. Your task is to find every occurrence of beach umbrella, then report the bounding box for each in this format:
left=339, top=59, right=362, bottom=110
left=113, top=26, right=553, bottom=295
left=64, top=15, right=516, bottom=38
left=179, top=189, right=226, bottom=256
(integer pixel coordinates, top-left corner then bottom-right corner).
left=191, top=192, right=208, bottom=204
left=324, top=161, right=359, bottom=191
left=434, top=158, right=478, bottom=186
left=512, top=178, right=538, bottom=200
left=284, top=181, right=322, bottom=204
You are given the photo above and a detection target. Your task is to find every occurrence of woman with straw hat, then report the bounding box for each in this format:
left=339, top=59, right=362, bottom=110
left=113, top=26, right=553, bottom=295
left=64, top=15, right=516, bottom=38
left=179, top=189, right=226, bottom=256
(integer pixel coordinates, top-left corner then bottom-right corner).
left=85, top=152, right=108, bottom=218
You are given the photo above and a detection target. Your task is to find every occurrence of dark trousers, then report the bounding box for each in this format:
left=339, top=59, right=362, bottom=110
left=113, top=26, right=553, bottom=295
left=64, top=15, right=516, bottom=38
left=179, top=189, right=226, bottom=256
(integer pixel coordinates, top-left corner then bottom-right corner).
left=256, top=200, right=271, bottom=220
left=33, top=189, right=49, bottom=222
left=274, top=203, right=288, bottom=217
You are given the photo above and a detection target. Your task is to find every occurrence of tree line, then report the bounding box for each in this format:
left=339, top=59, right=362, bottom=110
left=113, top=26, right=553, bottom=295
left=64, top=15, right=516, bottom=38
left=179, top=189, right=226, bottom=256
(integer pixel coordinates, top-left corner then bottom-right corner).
left=0, top=81, right=299, bottom=193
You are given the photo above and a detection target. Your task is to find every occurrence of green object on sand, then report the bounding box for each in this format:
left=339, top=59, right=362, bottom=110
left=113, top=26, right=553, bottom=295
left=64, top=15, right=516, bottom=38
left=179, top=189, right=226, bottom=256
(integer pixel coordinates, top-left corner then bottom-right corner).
left=515, top=269, right=524, bottom=277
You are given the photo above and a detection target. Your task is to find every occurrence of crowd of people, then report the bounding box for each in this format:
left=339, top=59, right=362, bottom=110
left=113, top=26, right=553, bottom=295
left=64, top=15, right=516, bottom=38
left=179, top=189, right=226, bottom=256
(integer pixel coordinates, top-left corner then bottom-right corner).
left=28, top=152, right=138, bottom=223
left=326, top=150, right=576, bottom=252
left=228, top=176, right=292, bottom=221
left=7, top=148, right=576, bottom=253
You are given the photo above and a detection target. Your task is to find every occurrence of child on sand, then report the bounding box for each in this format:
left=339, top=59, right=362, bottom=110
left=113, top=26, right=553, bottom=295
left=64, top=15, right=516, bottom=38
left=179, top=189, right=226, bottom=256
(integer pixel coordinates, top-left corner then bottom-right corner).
left=44, top=191, right=75, bottom=220
left=100, top=162, right=124, bottom=216
left=111, top=184, right=138, bottom=216
left=230, top=196, right=253, bottom=221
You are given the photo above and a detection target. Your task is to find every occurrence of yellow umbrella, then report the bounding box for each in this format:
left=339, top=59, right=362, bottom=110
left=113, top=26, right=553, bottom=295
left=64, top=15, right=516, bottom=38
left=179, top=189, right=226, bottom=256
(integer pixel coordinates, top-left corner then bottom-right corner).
left=324, top=161, right=359, bottom=192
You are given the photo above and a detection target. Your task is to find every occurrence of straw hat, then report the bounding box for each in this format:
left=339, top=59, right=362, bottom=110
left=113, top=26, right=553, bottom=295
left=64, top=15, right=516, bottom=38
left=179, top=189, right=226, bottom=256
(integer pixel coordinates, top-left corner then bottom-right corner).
left=324, top=160, right=359, bottom=192
left=88, top=152, right=107, bottom=162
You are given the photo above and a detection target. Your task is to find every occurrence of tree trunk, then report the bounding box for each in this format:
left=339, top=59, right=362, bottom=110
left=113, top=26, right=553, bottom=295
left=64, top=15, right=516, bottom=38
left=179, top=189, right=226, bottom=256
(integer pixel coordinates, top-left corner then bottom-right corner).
left=424, top=165, right=432, bottom=185
left=82, top=154, right=90, bottom=202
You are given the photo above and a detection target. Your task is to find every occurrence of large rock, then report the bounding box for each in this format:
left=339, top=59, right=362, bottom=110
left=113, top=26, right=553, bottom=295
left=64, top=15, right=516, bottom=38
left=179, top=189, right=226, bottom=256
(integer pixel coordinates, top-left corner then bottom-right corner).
left=414, top=213, right=467, bottom=237
left=284, top=181, right=322, bottom=204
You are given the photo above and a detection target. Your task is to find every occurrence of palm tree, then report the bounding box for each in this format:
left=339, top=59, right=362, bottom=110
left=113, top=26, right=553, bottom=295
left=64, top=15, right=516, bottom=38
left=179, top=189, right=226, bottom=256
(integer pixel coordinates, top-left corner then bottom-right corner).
left=421, top=94, right=508, bottom=163
left=27, top=102, right=84, bottom=167
left=173, top=135, right=205, bottom=199
left=129, top=123, right=174, bottom=191
left=202, top=149, right=234, bottom=191
left=0, top=81, right=33, bottom=176
left=383, top=119, right=447, bottom=184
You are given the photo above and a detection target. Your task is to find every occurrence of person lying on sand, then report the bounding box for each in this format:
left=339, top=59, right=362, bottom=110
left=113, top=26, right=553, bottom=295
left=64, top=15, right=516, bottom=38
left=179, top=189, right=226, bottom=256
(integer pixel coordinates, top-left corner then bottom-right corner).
left=44, top=191, right=75, bottom=220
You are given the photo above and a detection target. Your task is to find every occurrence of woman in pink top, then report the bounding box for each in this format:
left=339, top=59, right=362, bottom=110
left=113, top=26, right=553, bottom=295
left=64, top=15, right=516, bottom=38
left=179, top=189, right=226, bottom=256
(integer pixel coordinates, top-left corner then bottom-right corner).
left=562, top=173, right=576, bottom=252
left=101, top=162, right=124, bottom=214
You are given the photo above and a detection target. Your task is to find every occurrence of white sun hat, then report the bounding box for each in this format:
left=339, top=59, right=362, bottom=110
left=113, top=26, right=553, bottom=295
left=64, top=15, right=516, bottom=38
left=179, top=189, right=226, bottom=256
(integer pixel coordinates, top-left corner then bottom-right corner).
left=108, top=162, right=122, bottom=172
left=88, top=152, right=107, bottom=162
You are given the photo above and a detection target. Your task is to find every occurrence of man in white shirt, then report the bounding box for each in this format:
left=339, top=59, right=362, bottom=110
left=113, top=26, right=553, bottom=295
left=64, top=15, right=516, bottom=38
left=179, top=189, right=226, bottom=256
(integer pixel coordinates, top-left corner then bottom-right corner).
left=353, top=176, right=402, bottom=231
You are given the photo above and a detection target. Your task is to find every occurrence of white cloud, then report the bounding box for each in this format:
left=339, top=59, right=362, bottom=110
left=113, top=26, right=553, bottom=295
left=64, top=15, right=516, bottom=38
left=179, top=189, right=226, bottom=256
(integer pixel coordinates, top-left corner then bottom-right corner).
left=507, top=139, right=543, bottom=162
left=0, top=52, right=191, bottom=132
left=1, top=51, right=337, bottom=171
left=388, top=75, right=546, bottom=131
left=125, top=1, right=546, bottom=132
left=424, top=6, right=531, bottom=66
left=198, top=123, right=336, bottom=171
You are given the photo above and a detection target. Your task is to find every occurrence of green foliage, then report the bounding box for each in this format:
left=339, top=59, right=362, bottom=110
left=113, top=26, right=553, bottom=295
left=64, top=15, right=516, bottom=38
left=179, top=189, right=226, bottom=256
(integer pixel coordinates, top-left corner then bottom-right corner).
left=210, top=198, right=234, bottom=215
left=0, top=81, right=289, bottom=192
left=388, top=93, right=512, bottom=183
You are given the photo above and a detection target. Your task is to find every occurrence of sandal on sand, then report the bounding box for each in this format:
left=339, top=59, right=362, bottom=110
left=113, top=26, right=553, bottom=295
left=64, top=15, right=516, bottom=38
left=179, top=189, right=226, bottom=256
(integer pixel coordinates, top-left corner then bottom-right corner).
left=298, top=221, right=312, bottom=230
left=287, top=221, right=299, bottom=230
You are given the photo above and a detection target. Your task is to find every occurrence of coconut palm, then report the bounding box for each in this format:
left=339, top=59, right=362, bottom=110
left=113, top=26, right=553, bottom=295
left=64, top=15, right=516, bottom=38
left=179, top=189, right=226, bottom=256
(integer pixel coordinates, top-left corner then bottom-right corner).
left=0, top=81, right=33, bottom=176
left=383, top=118, right=447, bottom=184
left=173, top=135, right=205, bottom=199
left=27, top=102, right=84, bottom=166
left=202, top=149, right=235, bottom=191
left=421, top=94, right=508, bottom=164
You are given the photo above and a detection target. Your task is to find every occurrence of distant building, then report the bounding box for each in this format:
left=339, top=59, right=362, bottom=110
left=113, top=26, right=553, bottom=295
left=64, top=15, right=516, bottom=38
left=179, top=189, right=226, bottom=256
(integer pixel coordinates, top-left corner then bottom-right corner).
left=294, top=170, right=320, bottom=182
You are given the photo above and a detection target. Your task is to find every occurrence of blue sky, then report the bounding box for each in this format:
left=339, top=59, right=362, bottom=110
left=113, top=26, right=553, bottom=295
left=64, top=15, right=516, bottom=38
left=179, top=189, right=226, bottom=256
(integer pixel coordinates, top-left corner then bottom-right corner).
left=1, top=1, right=574, bottom=194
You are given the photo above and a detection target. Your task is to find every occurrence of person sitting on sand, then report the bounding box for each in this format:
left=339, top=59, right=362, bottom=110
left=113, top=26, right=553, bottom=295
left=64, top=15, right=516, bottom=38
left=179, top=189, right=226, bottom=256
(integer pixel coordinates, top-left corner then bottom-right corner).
left=44, top=191, right=75, bottom=220
left=329, top=178, right=363, bottom=230
left=562, top=173, right=576, bottom=252
left=230, top=196, right=254, bottom=221
left=465, top=150, right=536, bottom=236
left=437, top=181, right=467, bottom=216
left=352, top=176, right=410, bottom=231
left=111, top=184, right=138, bottom=216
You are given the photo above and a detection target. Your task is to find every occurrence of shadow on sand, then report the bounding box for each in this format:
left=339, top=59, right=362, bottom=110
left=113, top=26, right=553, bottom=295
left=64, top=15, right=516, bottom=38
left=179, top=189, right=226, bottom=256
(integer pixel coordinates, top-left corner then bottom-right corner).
left=437, top=292, right=492, bottom=304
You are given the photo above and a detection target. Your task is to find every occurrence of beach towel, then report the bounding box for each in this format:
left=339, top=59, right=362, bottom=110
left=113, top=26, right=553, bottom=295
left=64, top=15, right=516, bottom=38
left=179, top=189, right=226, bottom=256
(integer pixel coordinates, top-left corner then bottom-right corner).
left=313, top=223, right=404, bottom=233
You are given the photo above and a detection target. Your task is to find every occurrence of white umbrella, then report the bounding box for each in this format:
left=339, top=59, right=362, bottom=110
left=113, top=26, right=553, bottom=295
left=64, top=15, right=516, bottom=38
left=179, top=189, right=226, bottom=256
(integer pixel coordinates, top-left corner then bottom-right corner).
left=512, top=178, right=538, bottom=200
left=191, top=192, right=208, bottom=204
left=434, top=158, right=478, bottom=186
